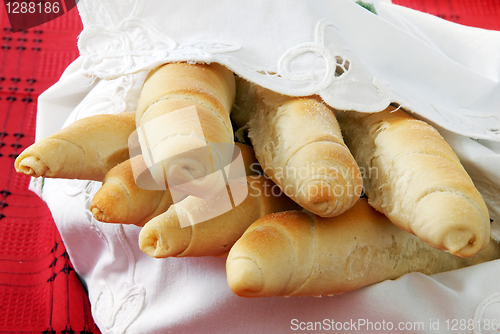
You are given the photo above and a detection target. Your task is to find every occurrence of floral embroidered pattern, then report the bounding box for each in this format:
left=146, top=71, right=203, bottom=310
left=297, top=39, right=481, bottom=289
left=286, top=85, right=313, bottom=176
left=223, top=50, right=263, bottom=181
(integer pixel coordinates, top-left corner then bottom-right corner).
left=91, top=225, right=146, bottom=334
left=75, top=0, right=500, bottom=143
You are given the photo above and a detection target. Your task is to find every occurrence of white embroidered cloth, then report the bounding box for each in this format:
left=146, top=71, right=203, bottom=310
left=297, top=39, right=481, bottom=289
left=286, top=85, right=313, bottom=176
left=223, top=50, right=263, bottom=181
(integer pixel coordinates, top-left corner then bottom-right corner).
left=76, top=0, right=500, bottom=141
left=32, top=1, right=500, bottom=333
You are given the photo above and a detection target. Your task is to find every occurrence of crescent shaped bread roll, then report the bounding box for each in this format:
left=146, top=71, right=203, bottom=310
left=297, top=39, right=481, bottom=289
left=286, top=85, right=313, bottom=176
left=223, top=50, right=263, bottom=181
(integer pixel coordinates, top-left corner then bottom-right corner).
left=335, top=106, right=490, bottom=257
left=236, top=79, right=362, bottom=217
left=226, top=198, right=500, bottom=298
left=14, top=112, right=136, bottom=181
left=90, top=155, right=174, bottom=227
left=136, top=62, right=236, bottom=192
left=138, top=175, right=301, bottom=258
left=90, top=143, right=259, bottom=227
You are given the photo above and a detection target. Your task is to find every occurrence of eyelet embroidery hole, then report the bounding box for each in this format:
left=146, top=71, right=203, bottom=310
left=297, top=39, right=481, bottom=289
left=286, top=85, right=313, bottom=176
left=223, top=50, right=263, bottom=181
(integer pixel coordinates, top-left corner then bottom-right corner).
left=335, top=56, right=350, bottom=77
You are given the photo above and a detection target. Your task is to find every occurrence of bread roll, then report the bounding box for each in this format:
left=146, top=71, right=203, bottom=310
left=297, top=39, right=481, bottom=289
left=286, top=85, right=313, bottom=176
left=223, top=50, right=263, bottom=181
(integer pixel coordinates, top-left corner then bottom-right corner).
left=139, top=175, right=300, bottom=258
left=235, top=79, right=362, bottom=217
left=226, top=198, right=500, bottom=298
left=136, top=62, right=236, bottom=194
left=90, top=143, right=259, bottom=227
left=90, top=155, right=173, bottom=227
left=15, top=112, right=136, bottom=181
left=335, top=106, right=490, bottom=257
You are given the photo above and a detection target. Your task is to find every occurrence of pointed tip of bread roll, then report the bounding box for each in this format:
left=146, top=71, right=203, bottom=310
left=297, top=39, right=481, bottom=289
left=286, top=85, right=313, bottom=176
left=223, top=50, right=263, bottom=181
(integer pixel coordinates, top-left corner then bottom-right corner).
left=226, top=220, right=297, bottom=297
left=296, top=180, right=340, bottom=215
left=139, top=210, right=192, bottom=258
left=226, top=258, right=264, bottom=297
left=15, top=139, right=85, bottom=179
left=411, top=191, right=490, bottom=257
left=138, top=226, right=169, bottom=257
left=443, top=229, right=475, bottom=255
left=15, top=156, right=49, bottom=177
left=295, top=177, right=361, bottom=218
left=91, top=206, right=110, bottom=223
left=90, top=181, right=133, bottom=224
left=285, top=141, right=363, bottom=218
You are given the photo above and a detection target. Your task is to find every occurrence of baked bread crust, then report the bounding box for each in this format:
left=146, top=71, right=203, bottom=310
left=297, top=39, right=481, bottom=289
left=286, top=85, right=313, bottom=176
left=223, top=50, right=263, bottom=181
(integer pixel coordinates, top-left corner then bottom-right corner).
left=139, top=175, right=301, bottom=258
left=226, top=198, right=500, bottom=297
left=136, top=63, right=236, bottom=191
left=235, top=79, right=363, bottom=217
left=15, top=112, right=136, bottom=181
left=335, top=106, right=490, bottom=257
left=90, top=143, right=259, bottom=227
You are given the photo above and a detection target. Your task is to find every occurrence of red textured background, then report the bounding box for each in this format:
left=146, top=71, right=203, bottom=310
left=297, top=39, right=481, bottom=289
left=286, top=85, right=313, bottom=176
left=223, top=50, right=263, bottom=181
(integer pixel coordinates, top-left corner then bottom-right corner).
left=394, top=0, right=500, bottom=30
left=0, top=3, right=99, bottom=334
left=0, top=1, right=498, bottom=333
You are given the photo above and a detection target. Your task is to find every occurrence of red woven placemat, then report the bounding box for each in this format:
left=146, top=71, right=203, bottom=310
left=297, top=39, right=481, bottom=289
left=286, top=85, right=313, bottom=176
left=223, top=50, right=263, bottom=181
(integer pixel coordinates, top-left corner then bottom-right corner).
left=0, top=1, right=498, bottom=333
left=392, top=0, right=500, bottom=30
left=0, top=4, right=100, bottom=334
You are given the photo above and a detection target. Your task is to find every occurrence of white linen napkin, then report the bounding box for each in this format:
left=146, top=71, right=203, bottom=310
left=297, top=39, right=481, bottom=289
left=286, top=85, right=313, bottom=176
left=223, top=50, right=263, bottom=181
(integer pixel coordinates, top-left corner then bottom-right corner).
left=32, top=1, right=500, bottom=333
left=76, top=0, right=500, bottom=142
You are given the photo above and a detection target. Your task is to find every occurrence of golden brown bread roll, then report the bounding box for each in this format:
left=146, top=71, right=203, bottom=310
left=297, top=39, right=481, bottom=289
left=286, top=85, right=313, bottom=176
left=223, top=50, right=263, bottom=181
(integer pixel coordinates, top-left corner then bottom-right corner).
left=136, top=62, right=236, bottom=193
left=90, top=155, right=174, bottom=227
left=335, top=106, right=490, bottom=257
left=90, top=143, right=259, bottom=227
left=235, top=79, right=363, bottom=218
left=226, top=198, right=500, bottom=298
left=139, top=175, right=301, bottom=258
left=14, top=112, right=136, bottom=182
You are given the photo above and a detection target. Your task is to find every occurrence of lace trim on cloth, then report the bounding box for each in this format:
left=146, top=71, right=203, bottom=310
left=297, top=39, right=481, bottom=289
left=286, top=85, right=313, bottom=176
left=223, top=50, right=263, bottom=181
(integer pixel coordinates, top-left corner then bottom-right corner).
left=76, top=0, right=392, bottom=112
left=75, top=0, right=500, bottom=142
